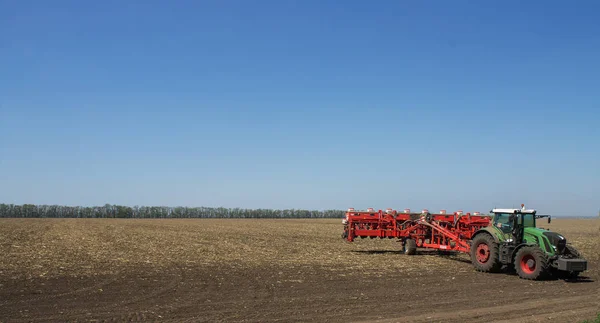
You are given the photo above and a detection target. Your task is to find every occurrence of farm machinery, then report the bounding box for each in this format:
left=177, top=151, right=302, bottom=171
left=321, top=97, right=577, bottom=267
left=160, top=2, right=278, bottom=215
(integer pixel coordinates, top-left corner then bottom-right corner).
left=341, top=205, right=588, bottom=280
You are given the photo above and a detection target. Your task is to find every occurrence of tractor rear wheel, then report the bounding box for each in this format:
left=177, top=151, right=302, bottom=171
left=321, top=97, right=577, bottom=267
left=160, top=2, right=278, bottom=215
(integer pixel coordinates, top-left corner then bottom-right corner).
left=514, top=246, right=549, bottom=280
left=404, top=238, right=417, bottom=255
left=470, top=234, right=501, bottom=273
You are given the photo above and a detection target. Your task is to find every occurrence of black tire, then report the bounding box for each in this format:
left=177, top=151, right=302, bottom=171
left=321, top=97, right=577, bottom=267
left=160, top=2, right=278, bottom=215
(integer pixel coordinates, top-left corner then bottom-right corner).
left=404, top=238, right=417, bottom=255
left=565, top=244, right=582, bottom=258
left=514, top=246, right=549, bottom=280
left=470, top=234, right=501, bottom=273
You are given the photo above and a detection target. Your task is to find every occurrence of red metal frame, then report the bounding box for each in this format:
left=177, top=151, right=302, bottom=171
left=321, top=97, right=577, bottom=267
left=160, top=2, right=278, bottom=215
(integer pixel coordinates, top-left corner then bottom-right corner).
left=342, top=209, right=492, bottom=254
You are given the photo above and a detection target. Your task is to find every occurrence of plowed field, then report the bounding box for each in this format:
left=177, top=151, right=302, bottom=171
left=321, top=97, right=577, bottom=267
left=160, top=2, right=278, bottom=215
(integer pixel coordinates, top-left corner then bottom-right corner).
left=0, top=218, right=598, bottom=322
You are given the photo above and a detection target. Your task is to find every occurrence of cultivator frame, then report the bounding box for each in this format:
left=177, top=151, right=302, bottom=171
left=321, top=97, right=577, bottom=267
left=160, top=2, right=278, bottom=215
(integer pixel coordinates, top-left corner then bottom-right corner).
left=342, top=208, right=490, bottom=253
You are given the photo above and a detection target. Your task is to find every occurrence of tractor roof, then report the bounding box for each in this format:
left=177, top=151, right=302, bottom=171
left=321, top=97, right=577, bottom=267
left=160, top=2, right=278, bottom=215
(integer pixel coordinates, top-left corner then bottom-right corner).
left=491, top=208, right=536, bottom=214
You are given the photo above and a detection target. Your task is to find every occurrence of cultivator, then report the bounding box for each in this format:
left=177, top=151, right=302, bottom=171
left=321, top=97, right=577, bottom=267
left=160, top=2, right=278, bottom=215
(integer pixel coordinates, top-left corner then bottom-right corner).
left=342, top=208, right=490, bottom=253
left=342, top=205, right=588, bottom=280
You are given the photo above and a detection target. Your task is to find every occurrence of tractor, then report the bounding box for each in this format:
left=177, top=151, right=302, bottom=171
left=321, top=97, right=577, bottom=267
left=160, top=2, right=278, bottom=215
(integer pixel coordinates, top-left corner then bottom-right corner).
left=470, top=204, right=588, bottom=280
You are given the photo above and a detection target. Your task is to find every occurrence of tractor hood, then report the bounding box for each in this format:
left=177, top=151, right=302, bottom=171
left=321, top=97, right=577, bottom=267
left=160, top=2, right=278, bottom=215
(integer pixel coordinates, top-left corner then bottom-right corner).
left=524, top=227, right=567, bottom=255
left=524, top=227, right=549, bottom=235
left=542, top=231, right=567, bottom=254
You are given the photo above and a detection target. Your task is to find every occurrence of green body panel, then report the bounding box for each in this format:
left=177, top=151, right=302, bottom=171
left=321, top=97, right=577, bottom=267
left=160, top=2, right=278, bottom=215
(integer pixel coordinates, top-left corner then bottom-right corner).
left=523, top=227, right=556, bottom=256
left=478, top=226, right=506, bottom=242
left=477, top=224, right=557, bottom=256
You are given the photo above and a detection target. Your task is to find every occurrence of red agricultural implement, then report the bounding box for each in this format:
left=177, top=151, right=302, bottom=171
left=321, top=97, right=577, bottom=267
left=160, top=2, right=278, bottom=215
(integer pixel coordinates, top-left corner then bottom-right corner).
left=341, top=206, right=588, bottom=280
left=341, top=208, right=490, bottom=254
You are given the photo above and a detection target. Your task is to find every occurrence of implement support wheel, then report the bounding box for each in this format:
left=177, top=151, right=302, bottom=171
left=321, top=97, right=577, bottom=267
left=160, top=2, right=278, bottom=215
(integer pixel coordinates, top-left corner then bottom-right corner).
left=404, top=238, right=417, bottom=255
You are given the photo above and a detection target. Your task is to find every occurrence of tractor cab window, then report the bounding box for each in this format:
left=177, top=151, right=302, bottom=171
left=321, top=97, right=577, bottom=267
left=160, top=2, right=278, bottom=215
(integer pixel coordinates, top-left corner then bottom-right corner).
left=522, top=214, right=535, bottom=227
left=493, top=213, right=514, bottom=233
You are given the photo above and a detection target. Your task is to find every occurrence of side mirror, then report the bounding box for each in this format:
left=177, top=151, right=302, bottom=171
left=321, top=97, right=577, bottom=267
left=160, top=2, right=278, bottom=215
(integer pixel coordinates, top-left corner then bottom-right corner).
left=548, top=216, right=551, bottom=224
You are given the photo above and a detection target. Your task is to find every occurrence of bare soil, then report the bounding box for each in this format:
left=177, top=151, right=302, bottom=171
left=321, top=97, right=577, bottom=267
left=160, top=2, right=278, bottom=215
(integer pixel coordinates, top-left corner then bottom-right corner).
left=0, top=218, right=598, bottom=322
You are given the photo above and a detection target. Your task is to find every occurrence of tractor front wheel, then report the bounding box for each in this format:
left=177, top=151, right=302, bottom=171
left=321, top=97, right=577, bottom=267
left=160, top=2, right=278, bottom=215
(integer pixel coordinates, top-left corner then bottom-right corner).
left=514, top=246, right=549, bottom=280
left=470, top=234, right=501, bottom=273
left=565, top=244, right=582, bottom=258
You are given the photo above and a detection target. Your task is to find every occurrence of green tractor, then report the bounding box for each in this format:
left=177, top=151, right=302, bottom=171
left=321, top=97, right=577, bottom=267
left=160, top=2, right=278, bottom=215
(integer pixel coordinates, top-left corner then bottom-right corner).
left=469, top=205, right=588, bottom=280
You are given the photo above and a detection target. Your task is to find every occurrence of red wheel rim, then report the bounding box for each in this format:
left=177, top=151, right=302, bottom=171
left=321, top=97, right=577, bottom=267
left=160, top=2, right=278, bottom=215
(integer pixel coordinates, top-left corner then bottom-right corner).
left=520, top=254, right=536, bottom=274
left=476, top=243, right=490, bottom=263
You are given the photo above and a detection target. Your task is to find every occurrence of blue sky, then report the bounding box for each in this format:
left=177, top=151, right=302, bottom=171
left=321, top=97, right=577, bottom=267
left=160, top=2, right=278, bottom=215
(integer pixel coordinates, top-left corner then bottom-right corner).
left=1, top=1, right=599, bottom=215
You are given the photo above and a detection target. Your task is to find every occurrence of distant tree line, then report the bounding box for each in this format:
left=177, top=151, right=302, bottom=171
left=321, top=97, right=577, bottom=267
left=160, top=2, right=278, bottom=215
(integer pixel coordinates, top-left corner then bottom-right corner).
left=0, top=203, right=345, bottom=219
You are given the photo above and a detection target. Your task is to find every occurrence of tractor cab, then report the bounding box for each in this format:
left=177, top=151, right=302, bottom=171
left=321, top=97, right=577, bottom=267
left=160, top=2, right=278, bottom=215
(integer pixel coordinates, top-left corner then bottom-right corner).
left=489, top=204, right=552, bottom=244
left=491, top=205, right=540, bottom=234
